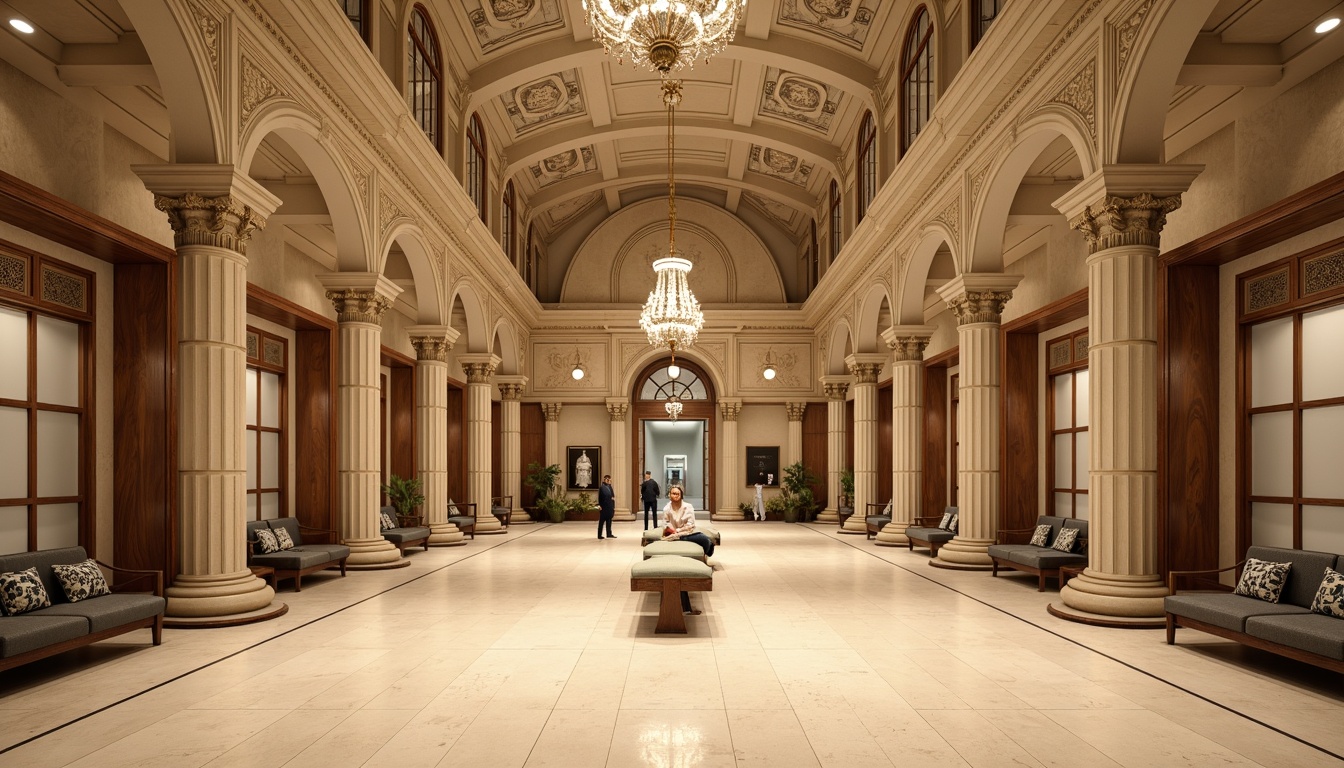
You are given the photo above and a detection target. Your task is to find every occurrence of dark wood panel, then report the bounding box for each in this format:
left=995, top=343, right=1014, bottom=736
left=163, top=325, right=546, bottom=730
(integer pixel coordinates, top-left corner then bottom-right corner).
left=0, top=169, right=175, bottom=264
left=294, top=328, right=336, bottom=532
left=247, top=284, right=334, bottom=331
left=112, top=262, right=175, bottom=578
left=878, top=383, right=892, bottom=504
left=845, top=398, right=855, bottom=492
left=923, top=366, right=948, bottom=515
left=491, top=401, right=502, bottom=497
left=520, top=403, right=545, bottom=508
left=446, top=383, right=465, bottom=500
left=1001, top=330, right=1039, bottom=531
left=390, top=365, right=415, bottom=485
left=1159, top=263, right=1221, bottom=577
left=1001, top=288, right=1088, bottom=334
left=802, top=403, right=828, bottom=504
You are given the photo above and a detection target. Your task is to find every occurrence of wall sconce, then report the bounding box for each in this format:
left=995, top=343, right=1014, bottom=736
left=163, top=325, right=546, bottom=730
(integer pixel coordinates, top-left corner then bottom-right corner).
left=570, top=348, right=585, bottom=380
left=762, top=348, right=778, bottom=381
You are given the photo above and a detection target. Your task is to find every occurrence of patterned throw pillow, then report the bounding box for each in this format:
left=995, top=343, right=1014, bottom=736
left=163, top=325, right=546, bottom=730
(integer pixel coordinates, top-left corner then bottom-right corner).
left=380, top=511, right=397, bottom=531
left=273, top=527, right=295, bottom=551
left=0, top=567, right=52, bottom=615
left=1234, top=557, right=1291, bottom=603
left=881, top=501, right=892, bottom=516
left=938, top=511, right=954, bottom=530
left=1029, top=524, right=1053, bottom=547
left=1309, top=566, right=1344, bottom=618
left=255, top=529, right=280, bottom=554
left=946, top=513, right=959, bottom=534
left=447, top=499, right=460, bottom=516
left=1052, top=527, right=1080, bottom=553
left=52, top=559, right=111, bottom=603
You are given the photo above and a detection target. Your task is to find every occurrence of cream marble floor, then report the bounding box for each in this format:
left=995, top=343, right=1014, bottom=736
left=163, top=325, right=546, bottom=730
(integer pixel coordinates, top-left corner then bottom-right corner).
left=1, top=521, right=1341, bottom=768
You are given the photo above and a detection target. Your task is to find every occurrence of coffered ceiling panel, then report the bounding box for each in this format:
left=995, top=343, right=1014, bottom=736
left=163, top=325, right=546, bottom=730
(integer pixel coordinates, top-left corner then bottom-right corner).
left=530, top=146, right=598, bottom=188
left=758, top=68, right=842, bottom=134
left=500, top=70, right=587, bottom=134
left=748, top=145, right=815, bottom=187
left=777, top=0, right=880, bottom=51
left=467, top=0, right=566, bottom=54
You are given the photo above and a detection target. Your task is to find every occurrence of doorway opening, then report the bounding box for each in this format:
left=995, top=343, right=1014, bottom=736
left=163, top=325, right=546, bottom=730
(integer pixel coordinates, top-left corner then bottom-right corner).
left=632, top=357, right=716, bottom=515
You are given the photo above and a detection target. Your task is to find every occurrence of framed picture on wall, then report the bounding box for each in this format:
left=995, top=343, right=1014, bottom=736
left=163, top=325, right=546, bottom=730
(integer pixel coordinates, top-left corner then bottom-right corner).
left=745, top=446, right=780, bottom=487
left=567, top=446, right=602, bottom=490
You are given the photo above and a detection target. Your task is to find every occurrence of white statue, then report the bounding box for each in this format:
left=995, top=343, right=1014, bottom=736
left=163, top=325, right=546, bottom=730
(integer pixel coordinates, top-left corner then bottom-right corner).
left=575, top=450, right=592, bottom=488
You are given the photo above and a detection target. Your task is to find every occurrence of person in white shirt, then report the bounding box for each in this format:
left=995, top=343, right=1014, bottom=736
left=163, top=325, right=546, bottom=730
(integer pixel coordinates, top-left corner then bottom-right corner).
left=660, top=485, right=714, bottom=557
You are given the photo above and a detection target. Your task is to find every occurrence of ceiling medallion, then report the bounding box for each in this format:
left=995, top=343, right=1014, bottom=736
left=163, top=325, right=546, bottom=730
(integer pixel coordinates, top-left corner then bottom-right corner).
left=582, top=0, right=746, bottom=73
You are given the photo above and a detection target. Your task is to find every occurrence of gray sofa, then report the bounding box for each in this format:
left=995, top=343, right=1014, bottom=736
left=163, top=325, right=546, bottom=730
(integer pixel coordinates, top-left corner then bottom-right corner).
left=246, top=518, right=350, bottom=591
left=0, top=546, right=164, bottom=672
left=905, top=507, right=958, bottom=556
left=447, top=501, right=477, bottom=539
left=864, top=502, right=892, bottom=539
left=989, top=515, right=1089, bottom=591
left=1166, top=545, right=1344, bottom=673
left=379, top=506, right=431, bottom=552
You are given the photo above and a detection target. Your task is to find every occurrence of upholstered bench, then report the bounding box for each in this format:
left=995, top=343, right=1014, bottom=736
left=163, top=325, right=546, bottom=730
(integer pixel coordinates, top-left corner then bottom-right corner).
left=378, top=506, right=431, bottom=552
left=642, top=540, right=708, bottom=562
left=630, top=557, right=713, bottom=634
left=246, top=519, right=350, bottom=592
left=905, top=507, right=958, bottom=556
left=447, top=501, right=477, bottom=539
left=640, top=524, right=721, bottom=547
left=988, top=515, right=1089, bottom=590
left=864, top=502, right=892, bottom=539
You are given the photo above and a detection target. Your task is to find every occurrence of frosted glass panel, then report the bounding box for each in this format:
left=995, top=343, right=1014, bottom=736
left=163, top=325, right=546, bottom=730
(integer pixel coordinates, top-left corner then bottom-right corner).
left=1250, top=317, right=1293, bottom=407
left=259, top=492, right=280, bottom=520
left=1052, top=374, right=1072, bottom=430
left=260, top=432, right=279, bottom=487
left=1075, top=433, right=1090, bottom=490
left=247, top=493, right=258, bottom=521
left=1074, top=492, right=1089, bottom=520
left=246, top=433, right=257, bottom=490
left=1053, top=433, right=1072, bottom=488
left=1075, top=369, right=1090, bottom=428
left=1250, top=411, right=1293, bottom=497
left=245, top=370, right=258, bottom=427
left=1302, top=304, right=1344, bottom=402
left=1251, top=502, right=1293, bottom=548
left=0, top=407, right=27, bottom=498
left=35, top=503, right=78, bottom=549
left=0, top=506, right=26, bottom=555
left=260, top=371, right=280, bottom=428
left=36, top=316, right=79, bottom=407
left=1303, top=405, right=1344, bottom=499
left=1302, top=505, right=1344, bottom=555
left=1054, top=492, right=1072, bottom=517
left=0, top=307, right=26, bottom=401
left=36, top=410, right=79, bottom=497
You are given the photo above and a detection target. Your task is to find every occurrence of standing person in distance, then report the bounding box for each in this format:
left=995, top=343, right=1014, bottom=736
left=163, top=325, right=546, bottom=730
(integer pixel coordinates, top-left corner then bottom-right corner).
left=640, top=470, right=660, bottom=530
left=660, top=485, right=713, bottom=558
left=753, top=473, right=767, bottom=521
left=597, top=474, right=616, bottom=539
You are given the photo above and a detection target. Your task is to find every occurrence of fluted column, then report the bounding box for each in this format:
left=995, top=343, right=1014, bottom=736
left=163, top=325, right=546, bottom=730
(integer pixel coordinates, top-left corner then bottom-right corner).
left=460, top=353, right=504, bottom=534
left=1053, top=165, right=1201, bottom=621
left=498, top=376, right=529, bottom=524
left=542, top=403, right=563, bottom=470
left=606, top=399, right=633, bottom=521
left=786, top=403, right=807, bottom=468
left=323, top=273, right=406, bottom=567
left=876, top=327, right=934, bottom=547
left=933, top=275, right=1021, bottom=569
left=135, top=165, right=280, bottom=620
left=714, top=400, right=743, bottom=521
left=841, top=355, right=885, bottom=534
left=409, top=326, right=465, bottom=546
left=816, top=376, right=850, bottom=524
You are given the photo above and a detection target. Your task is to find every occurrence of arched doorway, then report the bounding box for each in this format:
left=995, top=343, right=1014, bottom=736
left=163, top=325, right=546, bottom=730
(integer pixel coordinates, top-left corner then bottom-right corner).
left=631, top=358, right=717, bottom=514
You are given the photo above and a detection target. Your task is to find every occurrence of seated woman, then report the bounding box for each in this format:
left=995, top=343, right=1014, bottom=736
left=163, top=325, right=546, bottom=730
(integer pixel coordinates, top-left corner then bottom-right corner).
left=661, top=485, right=714, bottom=558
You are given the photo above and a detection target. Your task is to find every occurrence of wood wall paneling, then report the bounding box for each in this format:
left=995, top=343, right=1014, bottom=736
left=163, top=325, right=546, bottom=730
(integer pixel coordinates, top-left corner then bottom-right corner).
left=491, top=400, right=502, bottom=497
left=878, top=382, right=892, bottom=504
left=293, top=328, right=336, bottom=531
left=923, top=366, right=948, bottom=516
left=389, top=365, right=415, bottom=483
left=446, top=382, right=465, bottom=499
left=520, top=402, right=545, bottom=509
left=801, top=403, right=828, bottom=506
left=1000, top=331, right=1039, bottom=531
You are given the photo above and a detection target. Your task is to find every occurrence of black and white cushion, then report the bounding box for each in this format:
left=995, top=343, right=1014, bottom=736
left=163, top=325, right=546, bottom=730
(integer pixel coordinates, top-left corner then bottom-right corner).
left=379, top=511, right=397, bottom=531
left=255, top=529, right=281, bottom=554
left=1309, top=566, right=1344, bottom=618
left=0, top=567, right=51, bottom=615
left=937, top=511, right=954, bottom=530
left=52, top=559, right=111, bottom=603
left=1029, top=524, right=1052, bottom=547
left=881, top=501, right=892, bottom=516
left=273, top=527, right=295, bottom=551
left=946, top=513, right=959, bottom=534
left=1052, top=527, right=1080, bottom=553
left=1234, top=557, right=1292, bottom=603
left=447, top=499, right=460, bottom=516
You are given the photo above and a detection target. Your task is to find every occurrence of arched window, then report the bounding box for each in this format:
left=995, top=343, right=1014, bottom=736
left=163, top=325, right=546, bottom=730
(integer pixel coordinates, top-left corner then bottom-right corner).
left=339, top=0, right=365, bottom=39
left=501, top=181, right=516, bottom=262
left=856, top=111, right=877, bottom=223
left=467, top=113, right=487, bottom=223
left=828, top=179, right=842, bottom=260
left=406, top=6, right=441, bottom=149
left=970, top=0, right=1002, bottom=50
left=900, top=7, right=935, bottom=152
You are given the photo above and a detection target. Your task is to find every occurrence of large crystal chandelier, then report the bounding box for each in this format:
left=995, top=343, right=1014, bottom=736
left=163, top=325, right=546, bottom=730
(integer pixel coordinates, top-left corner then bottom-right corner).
left=639, top=79, right=704, bottom=361
left=582, top=0, right=746, bottom=73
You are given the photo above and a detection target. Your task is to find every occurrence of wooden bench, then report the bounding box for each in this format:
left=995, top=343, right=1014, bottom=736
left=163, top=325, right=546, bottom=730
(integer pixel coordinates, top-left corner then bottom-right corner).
left=447, top=501, right=477, bottom=539
left=631, top=557, right=713, bottom=634
left=905, top=508, right=957, bottom=556
left=864, top=501, right=892, bottom=540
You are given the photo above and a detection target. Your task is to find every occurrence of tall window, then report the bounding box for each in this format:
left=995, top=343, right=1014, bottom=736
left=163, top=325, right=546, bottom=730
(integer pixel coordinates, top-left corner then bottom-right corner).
left=0, top=252, right=93, bottom=554
left=1046, top=329, right=1089, bottom=519
left=1239, top=248, right=1344, bottom=553
left=502, top=181, right=516, bottom=263
left=900, top=7, right=935, bottom=152
left=245, top=328, right=286, bottom=521
left=970, top=0, right=1002, bottom=50
left=339, top=0, right=364, bottom=39
left=856, top=111, right=877, bottom=223
left=407, top=6, right=441, bottom=150
left=828, top=180, right=842, bottom=260
left=467, top=113, right=488, bottom=223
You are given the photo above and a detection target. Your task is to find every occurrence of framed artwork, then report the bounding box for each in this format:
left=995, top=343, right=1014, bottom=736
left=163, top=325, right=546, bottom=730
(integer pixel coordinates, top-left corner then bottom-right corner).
left=745, top=446, right=780, bottom=487
left=567, top=446, right=602, bottom=490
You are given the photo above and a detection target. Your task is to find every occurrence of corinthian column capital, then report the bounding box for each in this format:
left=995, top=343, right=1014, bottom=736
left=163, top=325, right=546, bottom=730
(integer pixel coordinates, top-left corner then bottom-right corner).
left=408, top=324, right=459, bottom=362
left=1051, top=164, right=1203, bottom=255
left=319, top=273, right=404, bottom=324
left=786, top=402, right=808, bottom=421
left=133, top=164, right=282, bottom=255
left=458, top=352, right=500, bottom=383
left=882, top=325, right=935, bottom=362
left=937, top=274, right=1023, bottom=327
left=606, top=399, right=629, bottom=422
left=718, top=399, right=742, bottom=421
left=497, top=375, right=527, bottom=400
left=820, top=375, right=850, bottom=400
left=845, top=353, right=887, bottom=384
left=542, top=402, right=563, bottom=421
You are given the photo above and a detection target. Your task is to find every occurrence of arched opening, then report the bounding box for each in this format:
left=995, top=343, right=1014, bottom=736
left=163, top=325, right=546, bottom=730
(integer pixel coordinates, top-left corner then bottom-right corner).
left=900, top=6, right=935, bottom=153
left=632, top=357, right=717, bottom=515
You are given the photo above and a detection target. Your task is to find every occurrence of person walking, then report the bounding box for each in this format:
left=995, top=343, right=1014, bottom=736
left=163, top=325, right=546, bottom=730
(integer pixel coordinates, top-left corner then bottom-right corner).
left=640, top=471, right=660, bottom=530
left=597, top=474, right=616, bottom=539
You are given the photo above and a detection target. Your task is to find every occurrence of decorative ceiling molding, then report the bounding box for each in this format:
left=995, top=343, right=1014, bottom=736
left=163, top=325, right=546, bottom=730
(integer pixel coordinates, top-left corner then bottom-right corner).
left=502, top=70, right=586, bottom=134
left=467, top=0, right=564, bottom=54
left=1049, top=58, right=1097, bottom=139
left=1113, top=0, right=1157, bottom=79
left=747, top=145, right=814, bottom=187
left=530, top=146, right=597, bottom=187
left=759, top=67, right=841, bottom=134
left=777, top=0, right=878, bottom=51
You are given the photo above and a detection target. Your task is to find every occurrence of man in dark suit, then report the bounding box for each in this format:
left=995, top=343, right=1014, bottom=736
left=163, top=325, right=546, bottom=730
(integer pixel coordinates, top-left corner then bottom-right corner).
left=640, top=471, right=660, bottom=530
left=597, top=474, right=616, bottom=539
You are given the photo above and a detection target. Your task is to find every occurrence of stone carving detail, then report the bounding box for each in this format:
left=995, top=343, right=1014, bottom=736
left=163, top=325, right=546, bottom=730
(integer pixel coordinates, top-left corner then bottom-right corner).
left=969, top=164, right=990, bottom=207
left=1302, top=250, right=1344, bottom=296
left=186, top=0, right=220, bottom=73
left=760, top=68, right=839, bottom=134
left=607, top=401, right=628, bottom=421
left=744, top=344, right=807, bottom=387
left=786, top=402, right=808, bottom=421
left=1074, top=334, right=1090, bottom=362
left=824, top=381, right=849, bottom=400
left=546, top=192, right=600, bottom=230
left=463, top=361, right=497, bottom=383
left=743, top=193, right=800, bottom=231
left=240, top=56, right=288, bottom=130
left=502, top=71, right=585, bottom=133
left=748, top=146, right=814, bottom=187
left=1049, top=60, right=1096, bottom=138
left=887, top=335, right=930, bottom=362
left=933, top=197, right=961, bottom=243
left=541, top=402, right=563, bottom=421
left=531, top=146, right=596, bottom=187
left=326, top=288, right=392, bottom=324
left=699, top=341, right=727, bottom=370
left=541, top=345, right=597, bottom=388
left=719, top=401, right=742, bottom=421
left=499, top=382, right=524, bottom=400
left=410, top=335, right=451, bottom=362
left=1069, top=192, right=1182, bottom=253
left=1245, top=269, right=1289, bottom=313
left=778, top=0, right=876, bottom=50
left=1114, top=0, right=1156, bottom=76
left=0, top=252, right=27, bottom=294
left=1049, top=339, right=1072, bottom=369
left=379, top=192, right=408, bottom=233
left=847, top=361, right=881, bottom=384
left=947, top=290, right=1014, bottom=326
left=40, top=268, right=87, bottom=312
left=153, top=193, right=267, bottom=254
left=246, top=331, right=259, bottom=359
left=263, top=338, right=284, bottom=366
left=467, top=0, right=563, bottom=53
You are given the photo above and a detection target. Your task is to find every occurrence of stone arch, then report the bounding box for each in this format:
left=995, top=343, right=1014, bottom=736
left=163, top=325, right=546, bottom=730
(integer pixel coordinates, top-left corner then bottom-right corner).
left=897, top=227, right=959, bottom=324
left=826, top=319, right=854, bottom=375
left=380, top=223, right=446, bottom=324
left=853, top=283, right=893, bottom=353
left=239, top=107, right=370, bottom=271
left=448, top=281, right=490, bottom=352
left=122, top=3, right=222, bottom=163
left=619, top=346, right=726, bottom=402
left=491, top=320, right=521, bottom=375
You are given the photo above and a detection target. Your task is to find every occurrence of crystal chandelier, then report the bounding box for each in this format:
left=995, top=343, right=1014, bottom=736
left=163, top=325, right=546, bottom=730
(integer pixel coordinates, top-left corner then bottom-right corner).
left=639, top=80, right=704, bottom=364
left=664, top=396, right=683, bottom=421
left=582, top=0, right=746, bottom=73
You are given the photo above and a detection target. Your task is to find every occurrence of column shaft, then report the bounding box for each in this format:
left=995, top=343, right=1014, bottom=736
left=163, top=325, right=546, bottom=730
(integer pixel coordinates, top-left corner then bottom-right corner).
left=466, top=375, right=502, bottom=533
left=608, top=401, right=633, bottom=521
left=714, top=401, right=741, bottom=521
left=877, top=359, right=923, bottom=546
left=842, top=358, right=883, bottom=533
left=499, top=379, right=530, bottom=524
left=336, top=319, right=403, bottom=565
left=817, top=380, right=849, bottom=524
left=415, top=356, right=464, bottom=546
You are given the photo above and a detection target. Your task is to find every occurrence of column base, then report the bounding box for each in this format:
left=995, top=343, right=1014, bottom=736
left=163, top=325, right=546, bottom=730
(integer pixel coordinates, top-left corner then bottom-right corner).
left=343, top=537, right=406, bottom=568
left=428, top=522, right=467, bottom=546
left=510, top=508, right=535, bottom=524
left=165, top=570, right=276, bottom=619
left=613, top=508, right=635, bottom=522
left=1046, top=600, right=1166, bottom=629
left=814, top=508, right=840, bottom=524
left=932, top=536, right=995, bottom=568
left=711, top=509, right=743, bottom=521
left=475, top=517, right=506, bottom=534
left=1060, top=570, right=1168, bottom=619
left=873, top=522, right=910, bottom=547
left=838, top=517, right=868, bottom=534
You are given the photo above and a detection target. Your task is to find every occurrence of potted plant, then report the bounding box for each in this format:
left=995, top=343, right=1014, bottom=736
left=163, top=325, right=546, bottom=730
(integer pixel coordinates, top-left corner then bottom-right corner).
left=738, top=501, right=753, bottom=519
left=839, top=468, right=854, bottom=508
left=537, top=496, right=567, bottom=524
left=765, top=496, right=788, bottom=521
left=780, top=462, right=817, bottom=523
left=524, top=462, right=564, bottom=522
left=568, top=492, right=598, bottom=518
left=380, top=474, right=425, bottom=526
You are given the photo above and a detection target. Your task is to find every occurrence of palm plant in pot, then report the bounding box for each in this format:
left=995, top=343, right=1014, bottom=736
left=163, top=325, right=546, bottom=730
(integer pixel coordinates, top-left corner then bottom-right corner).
left=524, top=461, right=567, bottom=523
left=780, top=462, right=818, bottom=523
left=381, top=474, right=425, bottom=525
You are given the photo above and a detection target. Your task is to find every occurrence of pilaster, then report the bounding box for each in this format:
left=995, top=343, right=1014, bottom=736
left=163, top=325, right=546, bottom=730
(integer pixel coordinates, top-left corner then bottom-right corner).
left=460, top=353, right=504, bottom=534
left=606, top=398, right=633, bottom=521
left=841, top=354, right=886, bottom=534
left=498, top=376, right=529, bottom=523
left=786, top=402, right=807, bottom=469
left=817, top=375, right=851, bottom=524
left=875, top=326, right=934, bottom=546
left=410, top=325, right=465, bottom=546
left=714, top=399, right=743, bottom=521
left=542, top=402, right=563, bottom=471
